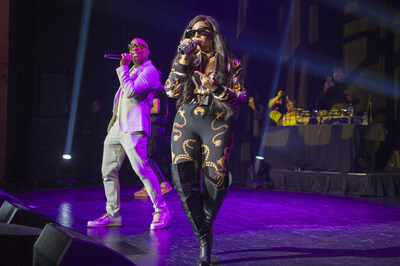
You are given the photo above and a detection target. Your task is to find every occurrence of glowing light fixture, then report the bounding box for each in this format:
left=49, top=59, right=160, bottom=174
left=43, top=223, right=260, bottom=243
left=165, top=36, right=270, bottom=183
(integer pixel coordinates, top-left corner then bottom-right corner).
left=62, top=154, right=72, bottom=160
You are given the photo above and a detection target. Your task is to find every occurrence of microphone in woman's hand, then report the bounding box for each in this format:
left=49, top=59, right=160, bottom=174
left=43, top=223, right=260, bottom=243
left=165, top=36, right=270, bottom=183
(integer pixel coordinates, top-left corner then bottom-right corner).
left=178, top=38, right=199, bottom=55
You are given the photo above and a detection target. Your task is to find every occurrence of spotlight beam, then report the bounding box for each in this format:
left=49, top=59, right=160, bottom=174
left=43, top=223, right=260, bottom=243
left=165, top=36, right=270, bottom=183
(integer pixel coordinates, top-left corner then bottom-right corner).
left=257, top=0, right=295, bottom=158
left=279, top=47, right=399, bottom=98
left=318, top=0, right=400, bottom=33
left=63, top=0, right=93, bottom=159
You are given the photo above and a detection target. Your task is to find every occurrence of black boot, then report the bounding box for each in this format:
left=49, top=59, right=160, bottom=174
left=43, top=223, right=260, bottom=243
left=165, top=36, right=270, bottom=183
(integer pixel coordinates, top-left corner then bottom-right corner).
left=202, top=173, right=231, bottom=225
left=197, top=174, right=230, bottom=265
left=171, top=161, right=212, bottom=265
left=197, top=223, right=212, bottom=265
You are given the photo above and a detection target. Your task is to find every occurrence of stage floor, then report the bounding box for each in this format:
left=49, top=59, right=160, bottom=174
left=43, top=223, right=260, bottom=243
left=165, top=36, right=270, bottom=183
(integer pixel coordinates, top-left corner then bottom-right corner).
left=5, top=184, right=400, bottom=265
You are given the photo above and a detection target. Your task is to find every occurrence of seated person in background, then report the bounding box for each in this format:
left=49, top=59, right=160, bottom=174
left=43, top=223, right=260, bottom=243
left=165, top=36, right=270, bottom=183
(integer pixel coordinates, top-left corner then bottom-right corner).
left=268, top=90, right=287, bottom=126
left=283, top=97, right=300, bottom=126
left=318, top=67, right=354, bottom=110
left=286, top=98, right=299, bottom=117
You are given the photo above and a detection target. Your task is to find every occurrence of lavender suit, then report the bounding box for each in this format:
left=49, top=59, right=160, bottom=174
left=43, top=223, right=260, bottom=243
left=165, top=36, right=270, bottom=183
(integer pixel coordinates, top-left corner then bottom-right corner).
left=102, top=60, right=167, bottom=217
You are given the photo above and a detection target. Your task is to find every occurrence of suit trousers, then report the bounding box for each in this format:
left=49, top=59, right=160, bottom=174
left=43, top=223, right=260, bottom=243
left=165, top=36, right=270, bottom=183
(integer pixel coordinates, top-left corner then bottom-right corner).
left=102, top=121, right=167, bottom=217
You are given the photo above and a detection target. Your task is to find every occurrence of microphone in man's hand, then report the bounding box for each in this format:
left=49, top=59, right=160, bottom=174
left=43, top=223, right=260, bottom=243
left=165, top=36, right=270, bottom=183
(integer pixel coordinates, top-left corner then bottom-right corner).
left=178, top=38, right=199, bottom=55
left=104, top=54, right=122, bottom=60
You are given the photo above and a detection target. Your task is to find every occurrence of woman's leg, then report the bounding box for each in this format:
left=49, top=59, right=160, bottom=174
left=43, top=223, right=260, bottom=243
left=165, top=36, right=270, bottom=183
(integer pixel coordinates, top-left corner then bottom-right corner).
left=196, top=110, right=233, bottom=265
left=171, top=105, right=213, bottom=265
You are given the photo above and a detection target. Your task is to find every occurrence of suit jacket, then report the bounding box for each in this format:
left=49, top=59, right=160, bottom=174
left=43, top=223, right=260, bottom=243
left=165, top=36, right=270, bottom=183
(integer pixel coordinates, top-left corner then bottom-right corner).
left=107, top=60, right=159, bottom=135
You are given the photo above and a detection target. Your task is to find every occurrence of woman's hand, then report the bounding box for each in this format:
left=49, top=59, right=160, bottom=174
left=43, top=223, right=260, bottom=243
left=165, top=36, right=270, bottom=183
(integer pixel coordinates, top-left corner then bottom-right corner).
left=195, top=71, right=217, bottom=90
left=178, top=38, right=197, bottom=65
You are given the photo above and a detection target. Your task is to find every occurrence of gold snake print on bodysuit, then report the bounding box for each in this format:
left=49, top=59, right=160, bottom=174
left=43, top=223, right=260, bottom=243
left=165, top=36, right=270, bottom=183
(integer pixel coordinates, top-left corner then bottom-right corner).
left=172, top=108, right=187, bottom=142
left=172, top=139, right=197, bottom=164
left=211, top=112, right=228, bottom=147
left=172, top=106, right=232, bottom=188
left=201, top=142, right=232, bottom=188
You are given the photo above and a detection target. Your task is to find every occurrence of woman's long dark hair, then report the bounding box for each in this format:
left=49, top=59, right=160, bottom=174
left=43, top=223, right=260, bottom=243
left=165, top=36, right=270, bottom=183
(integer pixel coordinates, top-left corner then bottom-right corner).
left=172, top=15, right=235, bottom=119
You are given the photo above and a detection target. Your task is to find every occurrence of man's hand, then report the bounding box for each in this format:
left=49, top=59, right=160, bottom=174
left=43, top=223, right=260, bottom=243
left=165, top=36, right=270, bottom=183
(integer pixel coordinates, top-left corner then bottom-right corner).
left=195, top=71, right=217, bottom=90
left=120, top=53, right=132, bottom=66
left=323, top=77, right=333, bottom=92
left=248, top=101, right=256, bottom=111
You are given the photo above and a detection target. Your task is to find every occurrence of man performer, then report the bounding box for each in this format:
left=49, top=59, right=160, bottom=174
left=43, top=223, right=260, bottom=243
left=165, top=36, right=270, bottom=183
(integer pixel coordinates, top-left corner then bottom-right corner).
left=87, top=38, right=170, bottom=230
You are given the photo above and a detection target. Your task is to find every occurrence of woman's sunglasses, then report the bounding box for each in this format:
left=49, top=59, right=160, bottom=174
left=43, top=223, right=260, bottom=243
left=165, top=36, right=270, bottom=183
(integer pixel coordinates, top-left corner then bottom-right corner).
left=185, top=27, right=210, bottom=38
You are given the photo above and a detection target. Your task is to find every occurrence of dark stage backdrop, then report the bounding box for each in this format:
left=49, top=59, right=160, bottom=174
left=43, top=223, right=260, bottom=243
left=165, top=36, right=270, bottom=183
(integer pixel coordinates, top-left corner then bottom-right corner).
left=0, top=0, right=9, bottom=184
left=4, top=0, right=400, bottom=185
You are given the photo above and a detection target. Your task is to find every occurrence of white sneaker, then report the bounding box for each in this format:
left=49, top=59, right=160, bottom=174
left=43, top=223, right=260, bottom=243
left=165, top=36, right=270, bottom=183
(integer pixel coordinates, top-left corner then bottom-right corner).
left=87, top=213, right=122, bottom=228
left=150, top=208, right=171, bottom=230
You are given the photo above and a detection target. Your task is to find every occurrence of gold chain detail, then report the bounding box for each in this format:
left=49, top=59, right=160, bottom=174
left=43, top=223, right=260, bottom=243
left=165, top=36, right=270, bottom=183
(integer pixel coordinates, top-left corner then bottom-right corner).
left=173, top=139, right=197, bottom=164
left=201, top=144, right=224, bottom=188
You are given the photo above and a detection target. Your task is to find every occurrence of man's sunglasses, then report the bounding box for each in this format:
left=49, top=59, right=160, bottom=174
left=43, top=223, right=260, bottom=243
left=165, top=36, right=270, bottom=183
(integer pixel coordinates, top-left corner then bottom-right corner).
left=127, top=43, right=147, bottom=50
left=185, top=27, right=210, bottom=38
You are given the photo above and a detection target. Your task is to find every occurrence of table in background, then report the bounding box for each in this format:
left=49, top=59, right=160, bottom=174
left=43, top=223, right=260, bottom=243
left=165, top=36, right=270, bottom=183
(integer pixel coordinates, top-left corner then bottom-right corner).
left=261, top=124, right=386, bottom=173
